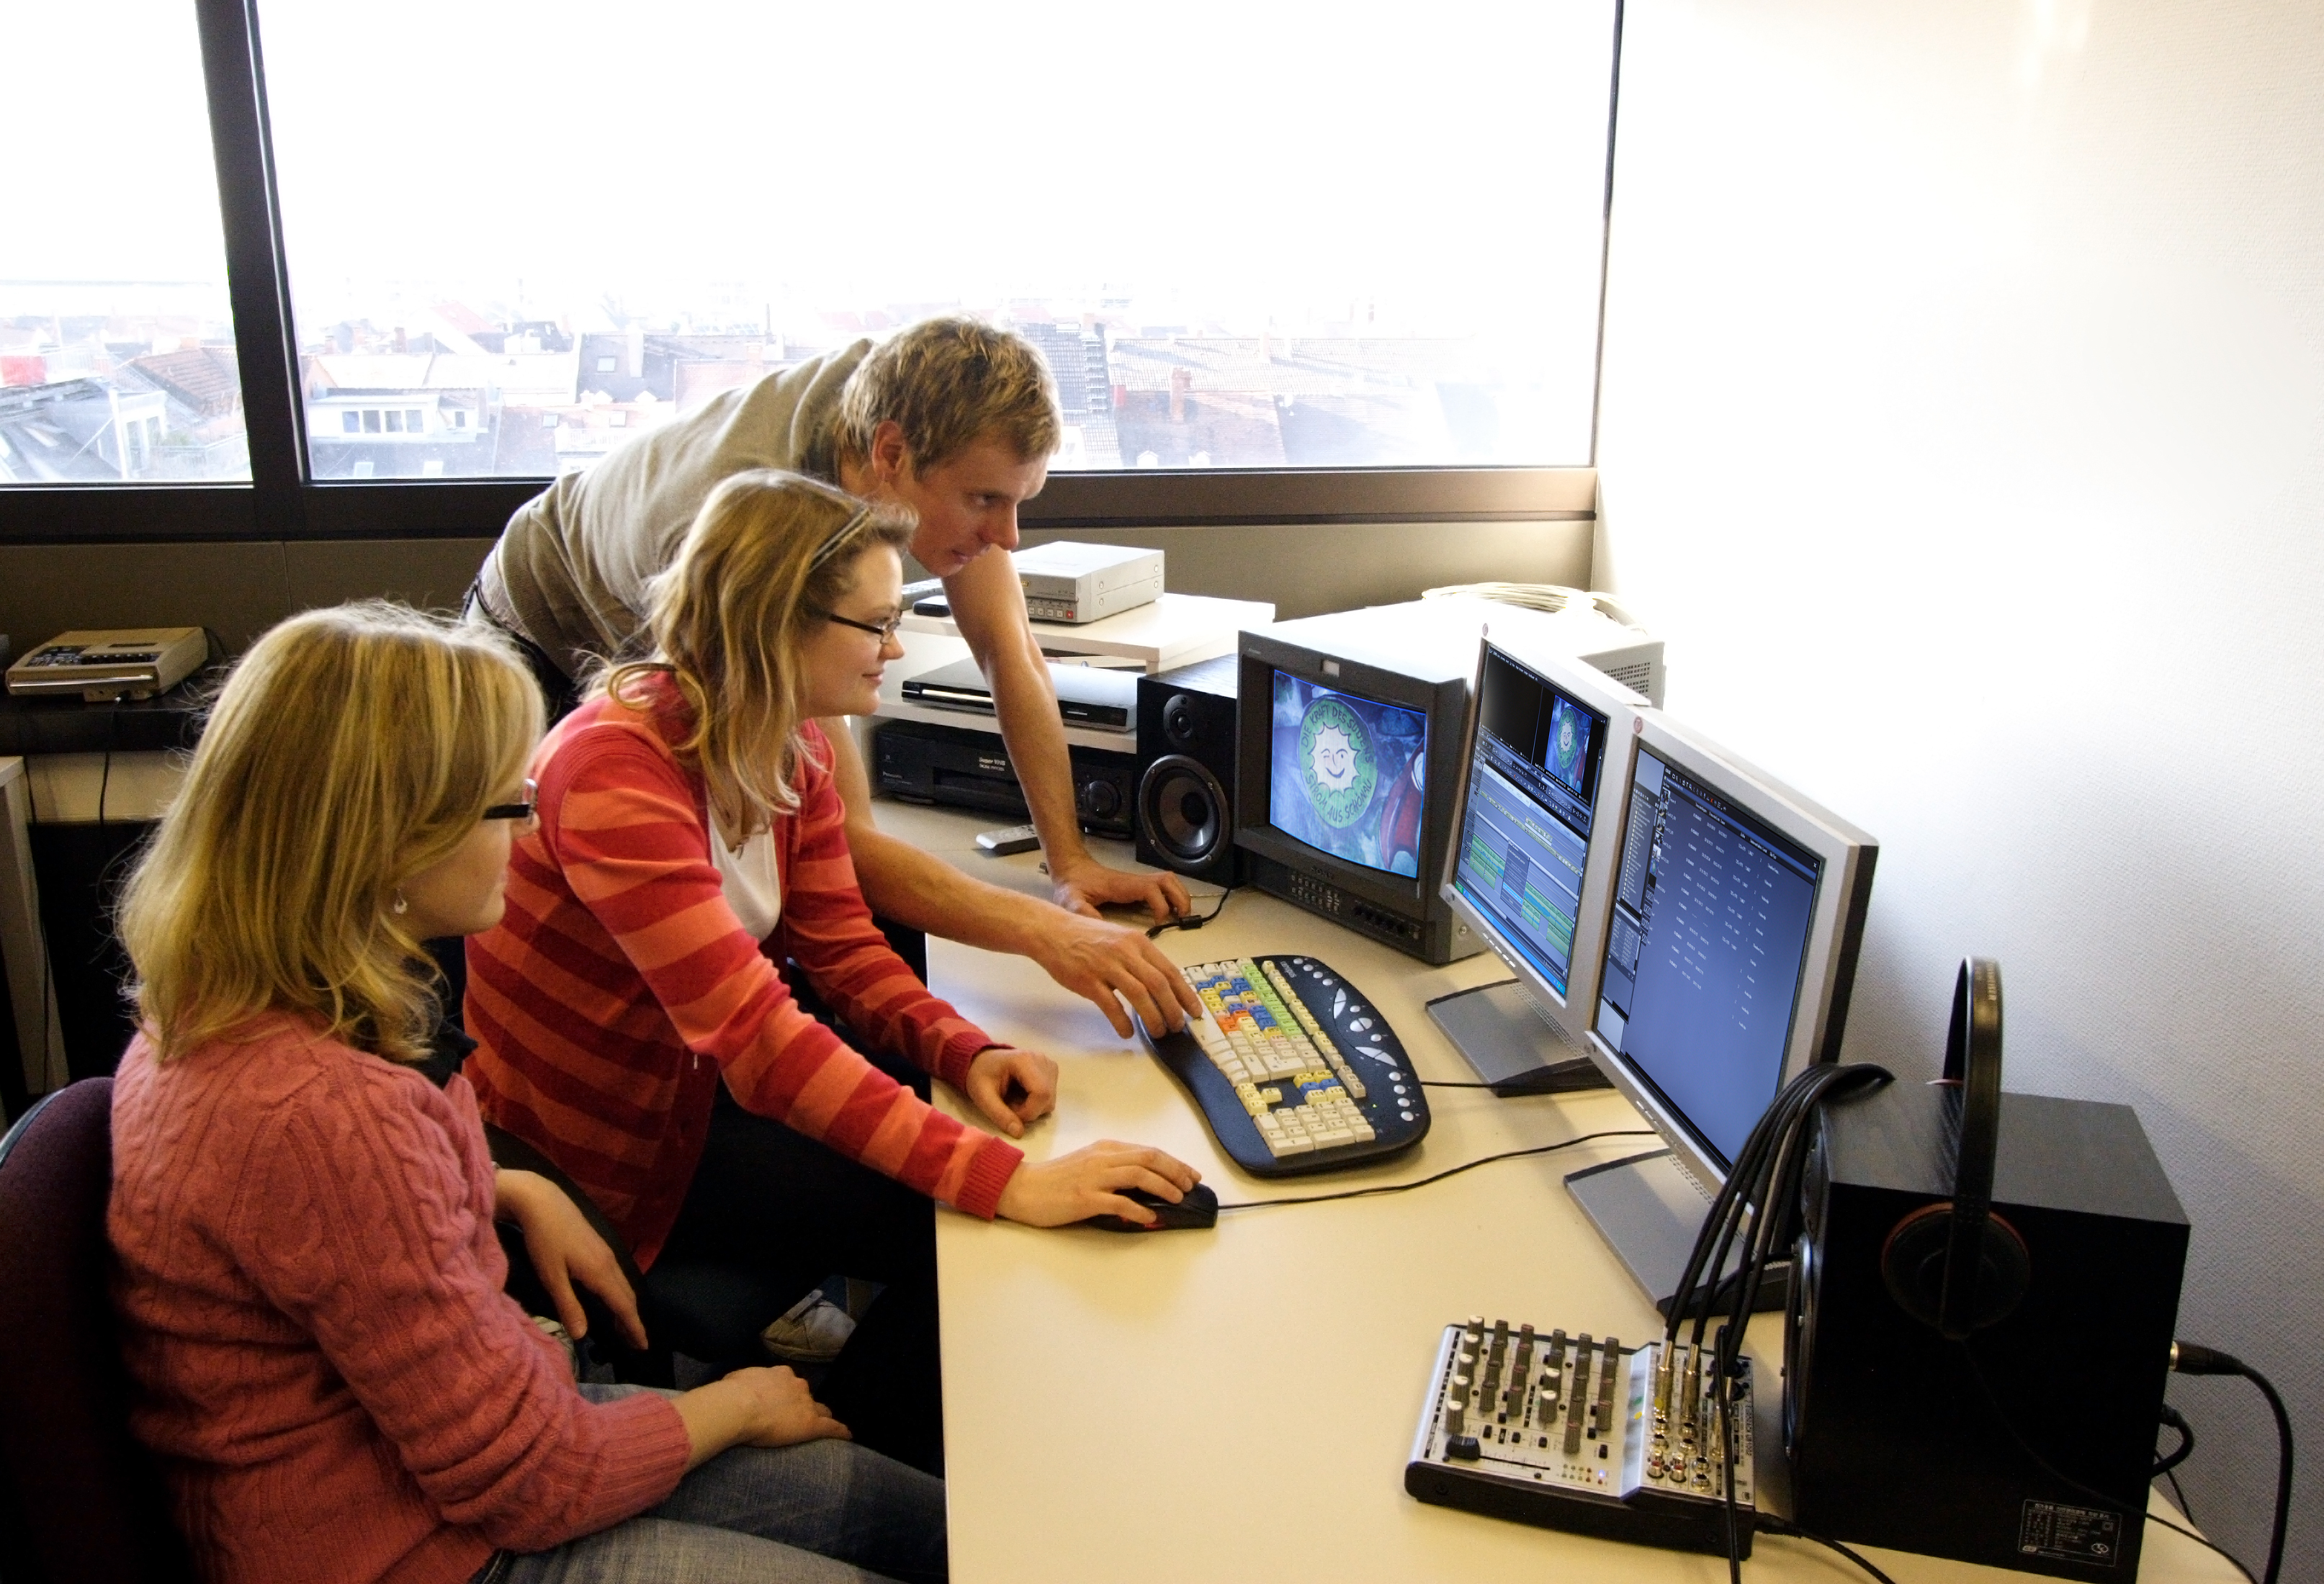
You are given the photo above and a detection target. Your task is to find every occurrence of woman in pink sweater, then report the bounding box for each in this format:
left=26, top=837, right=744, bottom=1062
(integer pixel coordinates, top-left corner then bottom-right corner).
left=107, top=603, right=946, bottom=1584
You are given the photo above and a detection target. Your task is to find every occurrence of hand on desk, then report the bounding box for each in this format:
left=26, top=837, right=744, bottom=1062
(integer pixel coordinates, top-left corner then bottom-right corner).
left=995, top=1141, right=1201, bottom=1228
left=965, top=1044, right=1058, bottom=1138
left=1048, top=851, right=1190, bottom=927
left=1024, top=906, right=1203, bottom=1038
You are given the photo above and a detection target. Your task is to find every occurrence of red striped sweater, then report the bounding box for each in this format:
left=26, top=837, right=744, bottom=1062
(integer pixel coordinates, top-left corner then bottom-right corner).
left=465, top=677, right=1022, bottom=1266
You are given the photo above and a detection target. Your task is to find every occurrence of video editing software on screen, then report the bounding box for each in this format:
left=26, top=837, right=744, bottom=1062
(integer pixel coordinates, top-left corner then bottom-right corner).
left=1596, top=750, right=1822, bottom=1168
left=1450, top=650, right=1607, bottom=996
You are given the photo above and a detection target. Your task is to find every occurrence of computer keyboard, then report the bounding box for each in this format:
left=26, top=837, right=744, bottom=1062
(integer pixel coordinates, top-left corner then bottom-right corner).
left=1136, top=955, right=1430, bottom=1176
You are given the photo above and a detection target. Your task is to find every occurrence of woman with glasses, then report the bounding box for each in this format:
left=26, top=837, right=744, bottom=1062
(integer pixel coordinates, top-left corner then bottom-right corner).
left=462, top=471, right=1198, bottom=1475
left=109, top=602, right=948, bottom=1584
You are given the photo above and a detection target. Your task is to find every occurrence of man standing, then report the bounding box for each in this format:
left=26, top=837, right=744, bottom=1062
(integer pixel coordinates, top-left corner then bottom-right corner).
left=470, top=317, right=1199, bottom=1036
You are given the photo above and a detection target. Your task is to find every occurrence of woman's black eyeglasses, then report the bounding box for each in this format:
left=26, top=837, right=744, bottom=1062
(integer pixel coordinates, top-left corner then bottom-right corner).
left=818, top=608, right=906, bottom=644
left=482, top=778, right=539, bottom=824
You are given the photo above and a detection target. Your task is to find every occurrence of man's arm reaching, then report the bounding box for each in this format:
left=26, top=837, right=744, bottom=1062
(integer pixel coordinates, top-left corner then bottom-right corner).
left=817, top=719, right=1200, bottom=1037
left=943, top=547, right=1193, bottom=923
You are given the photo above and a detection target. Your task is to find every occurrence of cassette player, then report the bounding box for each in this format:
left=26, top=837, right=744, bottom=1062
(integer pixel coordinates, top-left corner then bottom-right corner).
left=7, top=627, right=207, bottom=701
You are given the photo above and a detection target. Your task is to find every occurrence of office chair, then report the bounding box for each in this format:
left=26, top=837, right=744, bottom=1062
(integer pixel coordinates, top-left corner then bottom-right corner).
left=0, top=1079, right=195, bottom=1584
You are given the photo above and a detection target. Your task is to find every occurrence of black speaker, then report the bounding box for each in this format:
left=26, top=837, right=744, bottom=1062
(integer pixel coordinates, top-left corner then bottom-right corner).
left=1786, top=960, right=2189, bottom=1580
left=1135, top=654, right=1242, bottom=886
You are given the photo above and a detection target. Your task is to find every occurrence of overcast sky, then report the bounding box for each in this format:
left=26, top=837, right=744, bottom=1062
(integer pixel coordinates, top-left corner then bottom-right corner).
left=17, top=1, right=1612, bottom=330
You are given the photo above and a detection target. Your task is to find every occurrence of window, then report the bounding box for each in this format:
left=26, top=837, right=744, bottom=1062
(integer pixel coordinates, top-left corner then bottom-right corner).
left=3, top=0, right=248, bottom=485
left=2, top=0, right=1613, bottom=541
left=258, top=0, right=1617, bottom=480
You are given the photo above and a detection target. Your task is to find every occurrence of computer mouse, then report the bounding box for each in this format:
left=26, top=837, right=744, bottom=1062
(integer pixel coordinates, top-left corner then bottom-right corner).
left=1082, top=1182, right=1219, bottom=1233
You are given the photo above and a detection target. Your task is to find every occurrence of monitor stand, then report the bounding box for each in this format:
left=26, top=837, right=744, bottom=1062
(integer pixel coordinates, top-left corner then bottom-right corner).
left=1565, top=1148, right=1791, bottom=1320
left=1424, top=979, right=1612, bottom=1097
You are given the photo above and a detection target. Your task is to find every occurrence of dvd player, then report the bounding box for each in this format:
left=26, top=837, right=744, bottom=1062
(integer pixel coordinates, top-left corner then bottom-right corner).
left=899, top=657, right=1136, bottom=734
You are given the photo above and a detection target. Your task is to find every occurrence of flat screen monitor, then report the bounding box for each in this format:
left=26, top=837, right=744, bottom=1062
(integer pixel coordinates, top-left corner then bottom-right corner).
left=1432, top=636, right=1645, bottom=1094
left=1563, top=715, right=1877, bottom=1313
left=1236, top=613, right=1479, bottom=964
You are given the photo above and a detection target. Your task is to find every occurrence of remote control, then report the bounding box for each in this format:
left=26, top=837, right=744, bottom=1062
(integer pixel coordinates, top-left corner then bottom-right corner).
left=975, top=824, right=1041, bottom=856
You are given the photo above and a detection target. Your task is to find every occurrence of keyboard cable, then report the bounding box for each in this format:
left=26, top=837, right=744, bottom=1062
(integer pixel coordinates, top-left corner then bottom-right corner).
left=1147, top=886, right=1234, bottom=939
left=1208, top=1128, right=1656, bottom=1211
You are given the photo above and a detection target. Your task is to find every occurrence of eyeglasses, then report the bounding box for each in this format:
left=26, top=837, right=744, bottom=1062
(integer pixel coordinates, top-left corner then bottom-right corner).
left=818, top=608, right=906, bottom=644
left=482, top=778, right=538, bottom=824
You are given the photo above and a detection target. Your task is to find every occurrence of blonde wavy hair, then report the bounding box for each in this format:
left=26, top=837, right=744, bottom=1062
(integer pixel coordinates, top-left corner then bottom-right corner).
left=606, top=470, right=915, bottom=845
left=817, top=315, right=1061, bottom=479
left=117, top=602, right=542, bottom=1064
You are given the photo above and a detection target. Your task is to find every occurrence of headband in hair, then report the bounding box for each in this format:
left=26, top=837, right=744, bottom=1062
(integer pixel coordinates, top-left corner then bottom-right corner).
left=808, top=501, right=876, bottom=571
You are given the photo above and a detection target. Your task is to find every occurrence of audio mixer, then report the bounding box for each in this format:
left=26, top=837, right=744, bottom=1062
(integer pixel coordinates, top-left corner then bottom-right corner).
left=1404, top=1316, right=1755, bottom=1556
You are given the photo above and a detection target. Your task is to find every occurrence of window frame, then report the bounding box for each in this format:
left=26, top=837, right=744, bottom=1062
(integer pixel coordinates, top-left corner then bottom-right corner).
left=0, top=0, right=1620, bottom=547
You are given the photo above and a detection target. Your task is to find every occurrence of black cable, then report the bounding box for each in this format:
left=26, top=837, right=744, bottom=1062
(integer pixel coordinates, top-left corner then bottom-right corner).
left=1147, top=886, right=1233, bottom=939
left=1656, top=1063, right=1890, bottom=1584
left=2164, top=1467, right=2197, bottom=1528
left=1416, top=1079, right=1506, bottom=1089
left=1959, top=1343, right=2265, bottom=1584
left=1754, top=1516, right=1902, bottom=1584
left=1211, top=1128, right=1656, bottom=1212
left=2172, top=1344, right=2294, bottom=1584
left=2153, top=1402, right=2194, bottom=1477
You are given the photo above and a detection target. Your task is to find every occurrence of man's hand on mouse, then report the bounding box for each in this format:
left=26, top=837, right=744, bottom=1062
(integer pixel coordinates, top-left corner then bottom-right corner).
left=994, top=1140, right=1201, bottom=1228
left=964, top=1045, right=1057, bottom=1138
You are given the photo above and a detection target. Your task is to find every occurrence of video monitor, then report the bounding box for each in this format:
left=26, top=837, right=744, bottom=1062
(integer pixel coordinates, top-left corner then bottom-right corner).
left=1237, top=613, right=1477, bottom=964
left=1431, top=637, right=1645, bottom=1093
left=1563, top=714, right=1877, bottom=1312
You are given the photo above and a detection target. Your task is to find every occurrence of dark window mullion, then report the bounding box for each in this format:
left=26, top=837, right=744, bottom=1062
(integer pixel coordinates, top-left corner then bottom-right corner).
left=192, top=0, right=306, bottom=534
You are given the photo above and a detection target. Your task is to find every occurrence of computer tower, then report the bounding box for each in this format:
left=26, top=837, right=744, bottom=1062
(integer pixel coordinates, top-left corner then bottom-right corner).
left=1134, top=655, right=1242, bottom=886
left=1785, top=1083, right=2188, bottom=1579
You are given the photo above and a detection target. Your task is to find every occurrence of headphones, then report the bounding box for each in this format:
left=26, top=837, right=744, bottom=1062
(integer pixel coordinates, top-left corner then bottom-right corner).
left=1878, top=957, right=2032, bottom=1339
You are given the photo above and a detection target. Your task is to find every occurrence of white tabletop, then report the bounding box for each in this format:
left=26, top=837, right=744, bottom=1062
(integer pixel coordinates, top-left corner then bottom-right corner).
left=876, top=800, right=2236, bottom=1584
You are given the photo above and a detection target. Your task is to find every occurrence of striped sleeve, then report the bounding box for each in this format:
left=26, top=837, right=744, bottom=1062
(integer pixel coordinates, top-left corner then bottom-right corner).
left=775, top=726, right=997, bottom=1093
left=541, top=729, right=1022, bottom=1218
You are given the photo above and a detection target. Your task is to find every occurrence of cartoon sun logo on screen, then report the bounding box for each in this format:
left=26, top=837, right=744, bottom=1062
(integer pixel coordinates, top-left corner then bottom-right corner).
left=1298, top=694, right=1376, bottom=828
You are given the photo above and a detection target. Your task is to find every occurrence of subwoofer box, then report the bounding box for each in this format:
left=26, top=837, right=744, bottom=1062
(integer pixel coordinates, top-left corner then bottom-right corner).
left=1786, top=1082, right=2188, bottom=1579
left=1135, top=655, right=1242, bottom=886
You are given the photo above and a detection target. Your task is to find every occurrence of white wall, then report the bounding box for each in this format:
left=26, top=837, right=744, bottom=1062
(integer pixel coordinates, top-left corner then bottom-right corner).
left=1594, top=0, right=2324, bottom=1573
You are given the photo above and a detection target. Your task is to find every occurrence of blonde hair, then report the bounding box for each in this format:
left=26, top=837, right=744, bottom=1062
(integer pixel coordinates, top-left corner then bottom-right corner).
left=823, top=316, right=1062, bottom=477
left=117, top=602, right=542, bottom=1064
left=607, top=470, right=915, bottom=845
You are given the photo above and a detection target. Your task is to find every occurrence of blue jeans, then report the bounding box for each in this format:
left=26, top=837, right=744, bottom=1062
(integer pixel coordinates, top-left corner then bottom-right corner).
left=485, top=1386, right=947, bottom=1583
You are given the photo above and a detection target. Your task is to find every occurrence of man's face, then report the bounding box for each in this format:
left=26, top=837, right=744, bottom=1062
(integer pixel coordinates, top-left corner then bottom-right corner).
left=884, top=438, right=1049, bottom=577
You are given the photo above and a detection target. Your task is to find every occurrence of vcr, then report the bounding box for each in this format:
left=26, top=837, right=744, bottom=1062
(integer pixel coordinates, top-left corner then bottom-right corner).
left=873, top=718, right=1141, bottom=838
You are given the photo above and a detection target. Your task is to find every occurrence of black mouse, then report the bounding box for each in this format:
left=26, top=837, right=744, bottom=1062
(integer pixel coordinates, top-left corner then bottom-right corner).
left=1083, top=1182, right=1218, bottom=1233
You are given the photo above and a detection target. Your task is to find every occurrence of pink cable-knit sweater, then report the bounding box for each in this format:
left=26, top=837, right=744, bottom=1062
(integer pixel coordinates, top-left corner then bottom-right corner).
left=108, top=1017, right=694, bottom=1584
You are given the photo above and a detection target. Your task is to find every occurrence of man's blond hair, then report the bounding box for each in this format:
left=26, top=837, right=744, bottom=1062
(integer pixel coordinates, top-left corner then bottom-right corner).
left=829, top=316, right=1062, bottom=476
left=117, top=603, right=542, bottom=1064
left=607, top=470, right=915, bottom=846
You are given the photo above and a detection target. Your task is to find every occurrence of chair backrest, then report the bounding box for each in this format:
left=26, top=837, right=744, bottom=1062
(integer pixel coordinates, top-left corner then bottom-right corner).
left=0, top=1079, right=194, bottom=1584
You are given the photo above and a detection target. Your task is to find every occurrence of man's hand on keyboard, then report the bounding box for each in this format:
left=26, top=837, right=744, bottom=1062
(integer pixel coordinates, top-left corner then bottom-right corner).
left=964, top=1044, right=1058, bottom=1138
left=995, top=1140, right=1201, bottom=1228
left=1026, top=909, right=1204, bottom=1039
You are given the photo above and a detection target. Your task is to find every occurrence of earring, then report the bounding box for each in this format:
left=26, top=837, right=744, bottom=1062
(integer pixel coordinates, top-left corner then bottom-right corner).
left=392, top=889, right=409, bottom=916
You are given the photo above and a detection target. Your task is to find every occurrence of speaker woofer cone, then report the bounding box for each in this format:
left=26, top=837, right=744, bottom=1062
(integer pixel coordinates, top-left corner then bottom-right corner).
left=1137, top=755, right=1229, bottom=870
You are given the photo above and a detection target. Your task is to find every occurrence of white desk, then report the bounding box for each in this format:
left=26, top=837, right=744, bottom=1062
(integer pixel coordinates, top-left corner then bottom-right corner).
left=874, top=800, right=2237, bottom=1584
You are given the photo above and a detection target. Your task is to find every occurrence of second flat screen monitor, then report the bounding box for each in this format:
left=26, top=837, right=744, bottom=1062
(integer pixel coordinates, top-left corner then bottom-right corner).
left=1450, top=646, right=1610, bottom=999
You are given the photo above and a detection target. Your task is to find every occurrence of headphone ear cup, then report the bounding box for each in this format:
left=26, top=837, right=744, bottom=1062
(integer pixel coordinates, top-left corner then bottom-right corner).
left=1880, top=1204, right=2032, bottom=1333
